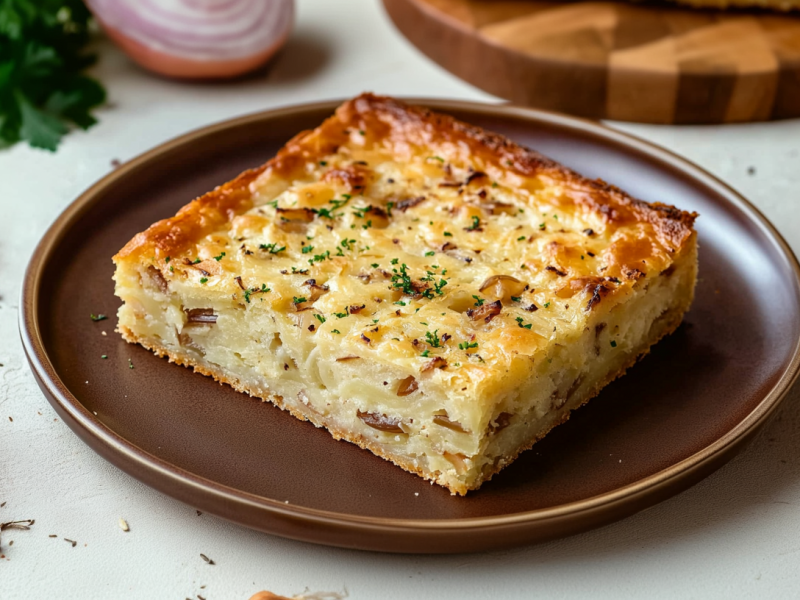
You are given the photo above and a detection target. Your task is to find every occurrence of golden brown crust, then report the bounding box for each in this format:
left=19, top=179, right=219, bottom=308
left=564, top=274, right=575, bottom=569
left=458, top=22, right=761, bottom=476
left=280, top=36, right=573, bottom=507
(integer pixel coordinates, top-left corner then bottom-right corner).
left=472, top=302, right=687, bottom=490
left=115, top=94, right=697, bottom=265
left=118, top=298, right=686, bottom=496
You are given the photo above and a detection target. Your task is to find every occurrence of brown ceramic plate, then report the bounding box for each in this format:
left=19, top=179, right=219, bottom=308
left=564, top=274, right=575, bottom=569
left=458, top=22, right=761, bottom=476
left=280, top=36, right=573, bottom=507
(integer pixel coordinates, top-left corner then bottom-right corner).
left=20, top=99, right=800, bottom=554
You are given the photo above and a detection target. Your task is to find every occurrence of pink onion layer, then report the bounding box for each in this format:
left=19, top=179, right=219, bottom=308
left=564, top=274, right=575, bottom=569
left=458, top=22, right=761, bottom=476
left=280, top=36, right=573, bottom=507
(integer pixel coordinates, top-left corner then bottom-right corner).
left=87, top=0, right=294, bottom=60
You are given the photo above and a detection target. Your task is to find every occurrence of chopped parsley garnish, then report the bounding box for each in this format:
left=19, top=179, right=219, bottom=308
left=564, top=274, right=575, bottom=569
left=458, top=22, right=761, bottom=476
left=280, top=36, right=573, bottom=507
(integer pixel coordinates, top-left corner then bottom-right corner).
left=341, top=238, right=356, bottom=250
left=517, top=236, right=526, bottom=241
left=260, top=243, right=286, bottom=254
left=425, top=330, right=441, bottom=348
left=308, top=250, right=330, bottom=265
left=315, top=194, right=352, bottom=219
left=314, top=207, right=336, bottom=219
left=362, top=220, right=372, bottom=230
left=544, top=302, right=551, bottom=308
left=394, top=301, right=406, bottom=306
left=128, top=359, right=134, bottom=369
left=334, top=310, right=349, bottom=318
left=165, top=256, right=171, bottom=263
left=581, top=255, right=585, bottom=260
left=421, top=350, right=430, bottom=358
left=332, top=329, right=340, bottom=334
left=319, top=160, right=327, bottom=166
left=391, top=262, right=415, bottom=296
left=192, top=257, right=201, bottom=264
left=352, top=206, right=370, bottom=219
left=101, top=354, right=107, bottom=359
left=391, top=258, right=399, bottom=265
left=293, top=296, right=307, bottom=304
left=443, top=231, right=453, bottom=237
left=169, top=266, right=174, bottom=272
left=425, top=251, right=435, bottom=257
left=267, top=199, right=279, bottom=209
left=538, top=223, right=546, bottom=230
left=610, top=340, right=618, bottom=348
left=458, top=341, right=478, bottom=350
left=472, top=295, right=485, bottom=307
left=329, top=194, right=352, bottom=209
left=314, top=314, right=326, bottom=324
left=358, top=130, right=365, bottom=135
left=515, top=317, right=532, bottom=330
left=290, top=267, right=308, bottom=274
left=371, top=263, right=379, bottom=268
left=427, top=156, right=444, bottom=162
left=301, top=245, right=314, bottom=254
left=213, top=252, right=226, bottom=261
left=199, top=277, right=208, bottom=284
left=467, top=216, right=481, bottom=231
left=492, top=182, right=499, bottom=188
left=511, top=296, right=521, bottom=302
left=90, top=313, right=107, bottom=322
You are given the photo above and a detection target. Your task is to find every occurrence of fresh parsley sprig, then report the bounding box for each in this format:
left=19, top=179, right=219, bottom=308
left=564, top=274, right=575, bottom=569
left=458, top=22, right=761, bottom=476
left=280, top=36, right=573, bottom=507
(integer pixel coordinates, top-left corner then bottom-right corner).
left=0, top=0, right=106, bottom=151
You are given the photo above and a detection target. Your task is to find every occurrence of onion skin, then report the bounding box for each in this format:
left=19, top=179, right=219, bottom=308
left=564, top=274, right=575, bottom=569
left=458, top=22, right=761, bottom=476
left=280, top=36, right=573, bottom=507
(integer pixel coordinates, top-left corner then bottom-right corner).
left=87, top=0, right=294, bottom=79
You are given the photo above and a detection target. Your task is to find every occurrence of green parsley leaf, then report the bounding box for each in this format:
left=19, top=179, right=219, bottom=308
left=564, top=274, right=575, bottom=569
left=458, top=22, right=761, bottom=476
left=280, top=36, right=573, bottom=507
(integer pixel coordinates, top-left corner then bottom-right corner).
left=332, top=329, right=340, bottom=334
left=425, top=251, right=435, bottom=257
left=466, top=216, right=481, bottom=231
left=515, top=317, right=532, bottom=330
left=260, top=243, right=285, bottom=254
left=425, top=330, right=441, bottom=348
left=314, top=314, right=326, bottom=324
left=458, top=341, right=478, bottom=350
left=0, top=2, right=106, bottom=151
left=610, top=340, right=617, bottom=348
left=443, top=231, right=453, bottom=237
left=90, top=313, right=107, bottom=322
left=472, top=295, right=485, bottom=307
left=293, top=296, right=307, bottom=304
left=301, top=245, right=314, bottom=254
left=517, top=236, right=526, bottom=241
left=213, top=252, right=226, bottom=261
left=199, top=277, right=208, bottom=284
left=421, top=349, right=430, bottom=358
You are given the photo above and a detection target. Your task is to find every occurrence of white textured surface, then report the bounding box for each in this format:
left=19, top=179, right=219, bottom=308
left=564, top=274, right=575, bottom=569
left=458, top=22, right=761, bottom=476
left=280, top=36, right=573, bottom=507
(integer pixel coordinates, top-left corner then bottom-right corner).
left=2, top=1, right=800, bottom=598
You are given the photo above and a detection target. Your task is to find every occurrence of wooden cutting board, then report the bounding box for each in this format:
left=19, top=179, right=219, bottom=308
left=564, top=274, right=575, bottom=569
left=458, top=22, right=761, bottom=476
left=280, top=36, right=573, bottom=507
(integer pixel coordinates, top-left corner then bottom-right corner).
left=383, top=0, right=800, bottom=124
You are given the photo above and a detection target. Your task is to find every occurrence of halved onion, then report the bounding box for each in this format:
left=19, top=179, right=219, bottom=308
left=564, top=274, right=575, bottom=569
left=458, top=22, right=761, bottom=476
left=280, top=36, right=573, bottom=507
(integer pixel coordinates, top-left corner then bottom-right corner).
left=86, top=0, right=294, bottom=79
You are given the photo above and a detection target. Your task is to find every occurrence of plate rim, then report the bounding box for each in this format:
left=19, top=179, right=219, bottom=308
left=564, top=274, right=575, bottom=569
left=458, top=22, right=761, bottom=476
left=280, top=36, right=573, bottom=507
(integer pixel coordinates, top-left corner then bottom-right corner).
left=19, top=97, right=800, bottom=549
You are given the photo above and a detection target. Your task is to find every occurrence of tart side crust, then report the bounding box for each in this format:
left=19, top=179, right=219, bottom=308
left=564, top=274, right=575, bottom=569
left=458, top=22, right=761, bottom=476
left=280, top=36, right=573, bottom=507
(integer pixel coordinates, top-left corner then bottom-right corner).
left=117, top=295, right=688, bottom=496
